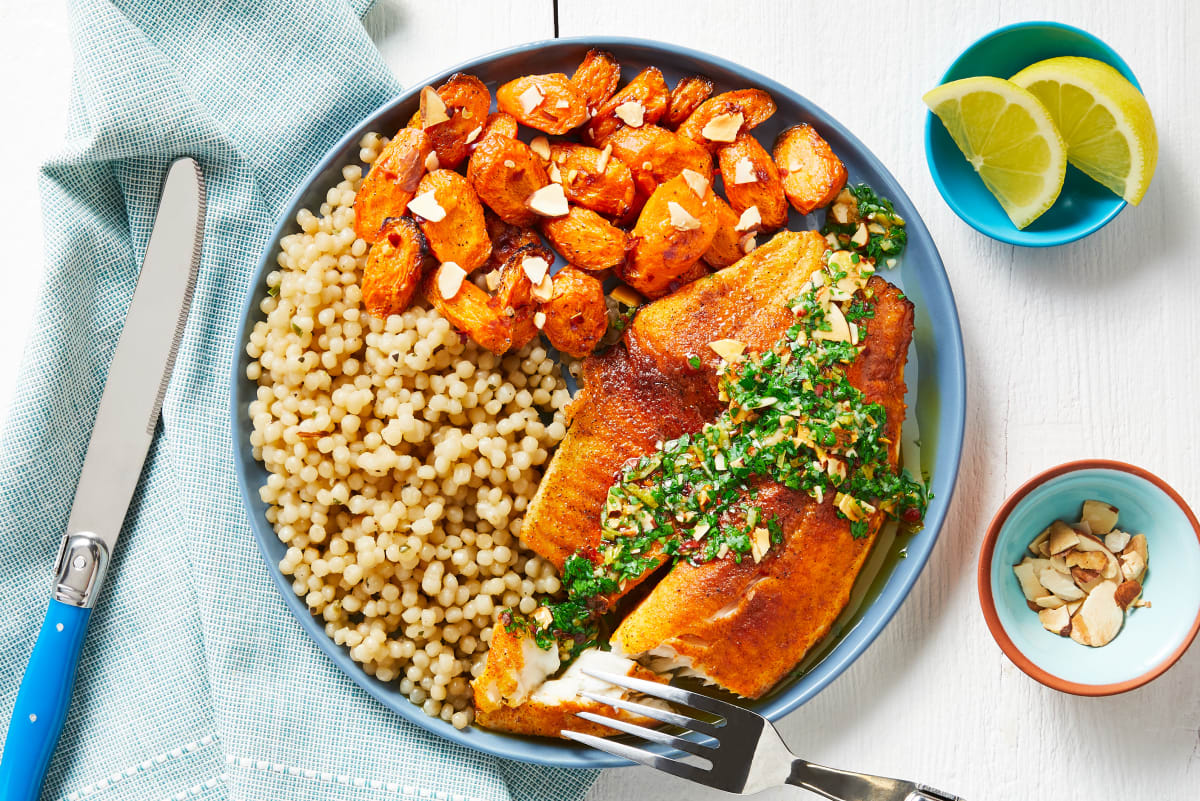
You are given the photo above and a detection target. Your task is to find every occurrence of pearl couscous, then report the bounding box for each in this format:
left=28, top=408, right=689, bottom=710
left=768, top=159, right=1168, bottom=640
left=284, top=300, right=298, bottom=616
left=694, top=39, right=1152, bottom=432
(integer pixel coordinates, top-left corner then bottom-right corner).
left=245, top=133, right=573, bottom=729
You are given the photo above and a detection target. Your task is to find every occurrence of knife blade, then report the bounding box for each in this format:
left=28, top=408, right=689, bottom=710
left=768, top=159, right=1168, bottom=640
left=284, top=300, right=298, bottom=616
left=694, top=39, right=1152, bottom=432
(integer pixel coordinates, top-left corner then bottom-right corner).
left=0, top=157, right=205, bottom=800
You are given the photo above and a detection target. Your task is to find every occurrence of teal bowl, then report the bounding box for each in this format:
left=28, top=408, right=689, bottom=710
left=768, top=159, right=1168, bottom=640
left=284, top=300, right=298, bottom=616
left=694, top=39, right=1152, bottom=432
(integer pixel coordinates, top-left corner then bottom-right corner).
left=924, top=21, right=1141, bottom=246
left=979, top=460, right=1200, bottom=695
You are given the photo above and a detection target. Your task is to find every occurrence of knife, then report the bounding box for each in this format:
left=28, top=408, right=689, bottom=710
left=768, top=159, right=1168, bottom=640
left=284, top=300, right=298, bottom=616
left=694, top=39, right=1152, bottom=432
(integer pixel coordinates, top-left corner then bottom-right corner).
left=0, top=157, right=205, bottom=799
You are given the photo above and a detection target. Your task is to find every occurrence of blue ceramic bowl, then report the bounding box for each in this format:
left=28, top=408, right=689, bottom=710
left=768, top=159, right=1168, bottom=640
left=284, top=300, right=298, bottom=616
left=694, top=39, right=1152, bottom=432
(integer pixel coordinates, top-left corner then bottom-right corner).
left=231, top=37, right=967, bottom=766
left=925, top=21, right=1141, bottom=246
left=980, top=460, right=1200, bottom=695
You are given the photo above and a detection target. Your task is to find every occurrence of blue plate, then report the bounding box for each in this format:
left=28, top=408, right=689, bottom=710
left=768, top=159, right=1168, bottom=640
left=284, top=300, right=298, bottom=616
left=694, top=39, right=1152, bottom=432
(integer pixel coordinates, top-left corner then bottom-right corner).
left=924, top=21, right=1142, bottom=247
left=980, top=460, right=1200, bottom=694
left=230, top=37, right=967, bottom=767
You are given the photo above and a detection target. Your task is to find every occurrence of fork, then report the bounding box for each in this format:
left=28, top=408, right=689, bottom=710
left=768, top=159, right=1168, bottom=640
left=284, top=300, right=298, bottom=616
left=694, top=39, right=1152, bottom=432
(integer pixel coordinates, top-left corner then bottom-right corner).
left=564, top=670, right=962, bottom=801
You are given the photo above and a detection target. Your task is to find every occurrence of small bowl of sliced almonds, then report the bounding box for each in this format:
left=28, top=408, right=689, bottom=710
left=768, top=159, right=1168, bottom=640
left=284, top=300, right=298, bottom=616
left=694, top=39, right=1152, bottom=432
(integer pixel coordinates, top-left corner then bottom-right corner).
left=979, top=460, right=1200, bottom=695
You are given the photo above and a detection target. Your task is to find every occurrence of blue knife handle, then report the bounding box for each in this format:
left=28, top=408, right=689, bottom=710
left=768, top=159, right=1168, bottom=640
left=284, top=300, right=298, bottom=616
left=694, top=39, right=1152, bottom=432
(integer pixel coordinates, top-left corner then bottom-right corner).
left=0, top=600, right=91, bottom=800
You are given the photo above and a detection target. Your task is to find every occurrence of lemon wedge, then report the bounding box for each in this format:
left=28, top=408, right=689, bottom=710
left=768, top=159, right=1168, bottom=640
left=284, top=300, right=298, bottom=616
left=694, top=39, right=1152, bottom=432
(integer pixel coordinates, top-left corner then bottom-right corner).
left=1010, top=56, right=1157, bottom=205
left=924, top=76, right=1067, bottom=229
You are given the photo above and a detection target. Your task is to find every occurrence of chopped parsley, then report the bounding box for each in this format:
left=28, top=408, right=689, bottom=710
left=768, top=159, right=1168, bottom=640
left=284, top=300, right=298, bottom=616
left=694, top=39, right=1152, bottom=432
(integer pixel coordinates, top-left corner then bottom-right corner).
left=509, top=187, right=927, bottom=654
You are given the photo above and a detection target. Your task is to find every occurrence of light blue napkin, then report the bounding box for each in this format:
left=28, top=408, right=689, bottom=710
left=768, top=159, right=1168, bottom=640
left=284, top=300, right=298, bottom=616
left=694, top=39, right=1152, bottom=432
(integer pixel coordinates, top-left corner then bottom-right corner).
left=0, top=1, right=596, bottom=799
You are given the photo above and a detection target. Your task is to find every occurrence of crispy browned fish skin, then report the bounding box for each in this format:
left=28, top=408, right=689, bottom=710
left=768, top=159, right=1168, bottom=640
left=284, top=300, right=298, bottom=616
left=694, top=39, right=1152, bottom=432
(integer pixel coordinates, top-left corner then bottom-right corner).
left=611, top=276, right=914, bottom=699
left=520, top=231, right=828, bottom=576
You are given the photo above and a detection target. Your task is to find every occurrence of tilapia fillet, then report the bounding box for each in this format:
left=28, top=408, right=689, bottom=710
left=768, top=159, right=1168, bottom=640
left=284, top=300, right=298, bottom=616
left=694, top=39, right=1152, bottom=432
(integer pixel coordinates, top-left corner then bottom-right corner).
left=479, top=231, right=914, bottom=733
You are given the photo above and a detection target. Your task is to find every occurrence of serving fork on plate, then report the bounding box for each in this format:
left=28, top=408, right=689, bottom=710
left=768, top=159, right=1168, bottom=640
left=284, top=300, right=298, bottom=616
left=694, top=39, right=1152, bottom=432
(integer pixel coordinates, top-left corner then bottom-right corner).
left=565, top=670, right=962, bottom=801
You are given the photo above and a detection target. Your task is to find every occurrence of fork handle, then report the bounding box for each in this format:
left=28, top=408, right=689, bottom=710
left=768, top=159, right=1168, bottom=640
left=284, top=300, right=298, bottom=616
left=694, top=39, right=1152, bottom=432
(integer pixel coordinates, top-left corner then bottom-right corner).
left=788, top=760, right=962, bottom=801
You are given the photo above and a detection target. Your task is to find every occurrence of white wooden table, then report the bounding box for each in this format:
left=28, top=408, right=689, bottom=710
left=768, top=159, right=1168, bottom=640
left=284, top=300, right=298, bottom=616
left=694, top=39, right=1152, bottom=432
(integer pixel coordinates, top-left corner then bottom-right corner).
left=2, top=1, right=1197, bottom=799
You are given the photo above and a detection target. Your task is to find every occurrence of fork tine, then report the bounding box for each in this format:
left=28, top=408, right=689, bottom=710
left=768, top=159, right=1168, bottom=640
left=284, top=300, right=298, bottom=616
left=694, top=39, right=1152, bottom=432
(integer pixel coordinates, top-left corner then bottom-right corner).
left=582, top=669, right=748, bottom=719
left=574, top=710, right=715, bottom=757
left=561, top=730, right=713, bottom=785
left=579, top=691, right=722, bottom=737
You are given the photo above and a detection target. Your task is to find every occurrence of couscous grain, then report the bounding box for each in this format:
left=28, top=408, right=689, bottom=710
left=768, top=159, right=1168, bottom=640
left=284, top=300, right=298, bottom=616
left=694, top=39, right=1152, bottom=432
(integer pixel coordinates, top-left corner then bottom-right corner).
left=246, top=133, right=572, bottom=728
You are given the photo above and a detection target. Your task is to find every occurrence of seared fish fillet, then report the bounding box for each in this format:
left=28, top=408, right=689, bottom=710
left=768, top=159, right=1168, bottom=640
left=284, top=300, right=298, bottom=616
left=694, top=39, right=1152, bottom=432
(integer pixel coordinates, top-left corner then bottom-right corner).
left=611, top=277, right=914, bottom=698
left=521, top=231, right=829, bottom=577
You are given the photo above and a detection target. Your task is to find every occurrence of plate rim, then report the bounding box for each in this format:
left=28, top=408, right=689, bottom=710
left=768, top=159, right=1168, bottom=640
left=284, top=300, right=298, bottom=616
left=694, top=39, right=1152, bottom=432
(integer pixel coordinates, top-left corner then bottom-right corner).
left=229, top=34, right=967, bottom=768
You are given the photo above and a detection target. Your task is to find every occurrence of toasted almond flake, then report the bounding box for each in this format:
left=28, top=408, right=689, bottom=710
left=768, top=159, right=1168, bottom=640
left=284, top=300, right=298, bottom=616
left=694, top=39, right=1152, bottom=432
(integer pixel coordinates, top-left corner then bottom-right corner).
left=681, top=168, right=709, bottom=199
left=555, top=99, right=570, bottom=109
left=547, top=163, right=563, bottom=183
left=708, top=338, right=746, bottom=361
left=1038, top=567, right=1085, bottom=602
left=595, top=143, right=613, bottom=172
left=1104, top=530, right=1131, bottom=553
left=667, top=201, right=701, bottom=231
left=1048, top=521, right=1079, bottom=555
left=732, top=156, right=757, bottom=185
left=521, top=256, right=550, bottom=285
left=830, top=203, right=852, bottom=225
left=614, top=100, right=646, bottom=127
left=407, top=190, right=446, bottom=222
left=465, top=126, right=483, bottom=145
left=503, top=159, right=517, bottom=168
left=531, top=275, right=554, bottom=302
left=1038, top=605, right=1071, bottom=635
left=849, top=321, right=859, bottom=346
left=421, top=86, right=450, bottom=127
left=1013, top=560, right=1048, bottom=602
left=1081, top=500, right=1120, bottom=534
left=484, top=270, right=502, bottom=292
left=610, top=284, right=641, bottom=307
left=526, top=183, right=569, bottom=217
left=423, top=151, right=440, bottom=172
left=1034, top=594, right=1066, bottom=609
left=813, top=302, right=852, bottom=343
left=567, top=168, right=579, bottom=182
left=1070, top=580, right=1124, bottom=646
left=519, top=85, right=544, bottom=115
left=437, top=262, right=467, bottom=299
left=534, top=311, right=547, bottom=329
left=1114, top=579, right=1142, bottom=610
left=735, top=205, right=762, bottom=233
left=738, top=232, right=757, bottom=254
left=850, top=223, right=869, bottom=248
left=700, top=111, right=743, bottom=142
left=530, top=136, right=551, bottom=160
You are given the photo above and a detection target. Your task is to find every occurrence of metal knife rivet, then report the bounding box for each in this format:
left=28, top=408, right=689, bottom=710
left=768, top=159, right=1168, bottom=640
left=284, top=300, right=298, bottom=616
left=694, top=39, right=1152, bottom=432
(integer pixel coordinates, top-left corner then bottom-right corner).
left=28, top=714, right=37, bottom=723
left=72, top=555, right=87, bottom=570
left=56, top=623, right=64, bottom=632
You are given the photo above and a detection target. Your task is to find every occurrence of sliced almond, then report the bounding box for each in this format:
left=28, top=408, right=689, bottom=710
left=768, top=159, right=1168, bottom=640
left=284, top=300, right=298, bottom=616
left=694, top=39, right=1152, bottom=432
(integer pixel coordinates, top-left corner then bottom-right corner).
left=521, top=256, right=550, bottom=285
left=812, top=302, right=852, bottom=343
left=1037, top=566, right=1085, bottom=601
left=484, top=270, right=502, bottom=292
left=1114, top=579, right=1143, bottom=610
left=1048, top=520, right=1079, bottom=555
left=421, top=86, right=450, bottom=127
left=1104, top=530, right=1131, bottom=553
left=534, top=311, right=547, bottom=329
left=1119, top=550, right=1146, bottom=583
left=668, top=201, right=702, bottom=231
left=1065, top=550, right=1107, bottom=572
left=1049, top=554, right=1071, bottom=575
left=700, top=111, right=743, bottom=143
left=737, top=232, right=757, bottom=254
left=830, top=202, right=852, bottom=225
left=407, top=190, right=447, bottom=222
left=1069, top=580, right=1124, bottom=647
left=1070, top=566, right=1102, bottom=590
left=1038, top=605, right=1071, bottom=635
left=1127, top=532, right=1148, bottom=570
left=1081, top=500, right=1120, bottom=535
left=529, top=136, right=551, bottom=160
left=732, top=156, right=757, bottom=185
left=750, top=526, right=770, bottom=563
left=548, top=163, right=563, bottom=183
left=465, top=126, right=483, bottom=145
left=531, top=275, right=554, bottom=303
left=681, top=168, right=709, bottom=199
left=1066, top=600, right=1083, bottom=616
left=526, top=183, right=569, bottom=217
left=735, top=205, right=762, bottom=233
left=1034, top=594, right=1065, bottom=609
left=424, top=150, right=440, bottom=172
left=614, top=100, right=646, bottom=127
left=596, top=143, right=613, bottom=173
left=708, top=339, right=746, bottom=362
left=1074, top=532, right=1122, bottom=579
left=1030, top=527, right=1051, bottom=557
left=519, top=85, right=544, bottom=115
left=437, top=262, right=467, bottom=299
left=850, top=223, right=869, bottom=248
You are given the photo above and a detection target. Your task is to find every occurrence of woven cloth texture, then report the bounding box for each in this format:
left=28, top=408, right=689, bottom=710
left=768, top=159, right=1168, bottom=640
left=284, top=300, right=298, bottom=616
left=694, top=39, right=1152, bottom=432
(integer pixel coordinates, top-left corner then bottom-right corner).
left=0, top=2, right=596, bottom=799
